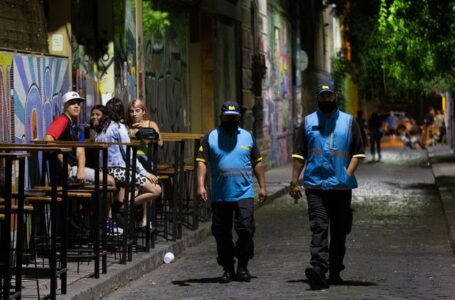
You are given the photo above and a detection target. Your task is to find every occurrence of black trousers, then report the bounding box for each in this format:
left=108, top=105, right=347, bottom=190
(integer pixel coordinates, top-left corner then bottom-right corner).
left=305, top=189, right=352, bottom=274
left=211, top=198, right=255, bottom=269
left=370, top=135, right=382, bottom=156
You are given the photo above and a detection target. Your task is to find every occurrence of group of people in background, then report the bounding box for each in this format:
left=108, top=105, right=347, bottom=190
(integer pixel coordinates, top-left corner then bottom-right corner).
left=45, top=91, right=162, bottom=235
left=356, top=106, right=447, bottom=161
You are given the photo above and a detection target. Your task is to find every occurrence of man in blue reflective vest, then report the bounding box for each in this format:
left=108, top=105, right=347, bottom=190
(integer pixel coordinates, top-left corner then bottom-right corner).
left=197, top=101, right=267, bottom=283
left=289, top=80, right=365, bottom=287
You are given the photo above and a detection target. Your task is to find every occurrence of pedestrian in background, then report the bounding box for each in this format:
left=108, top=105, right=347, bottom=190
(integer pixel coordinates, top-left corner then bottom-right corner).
left=368, top=111, right=383, bottom=162
left=356, top=110, right=368, bottom=148
left=423, top=106, right=435, bottom=144
left=289, top=80, right=365, bottom=287
left=385, top=111, right=398, bottom=140
left=196, top=101, right=267, bottom=283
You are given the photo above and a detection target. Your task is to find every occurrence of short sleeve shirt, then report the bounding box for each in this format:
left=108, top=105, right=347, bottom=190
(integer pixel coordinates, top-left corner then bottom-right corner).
left=197, top=127, right=262, bottom=202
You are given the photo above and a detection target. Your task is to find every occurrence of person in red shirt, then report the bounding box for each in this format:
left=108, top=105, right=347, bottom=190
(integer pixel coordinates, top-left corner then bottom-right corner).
left=45, top=91, right=114, bottom=186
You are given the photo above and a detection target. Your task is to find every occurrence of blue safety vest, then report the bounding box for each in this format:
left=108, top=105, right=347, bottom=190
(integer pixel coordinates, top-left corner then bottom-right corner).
left=303, top=109, right=358, bottom=190
left=207, top=128, right=256, bottom=202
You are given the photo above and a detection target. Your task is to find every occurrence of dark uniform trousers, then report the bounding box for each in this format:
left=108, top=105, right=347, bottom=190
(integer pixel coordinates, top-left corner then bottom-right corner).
left=305, top=189, right=353, bottom=274
left=211, top=198, right=255, bottom=269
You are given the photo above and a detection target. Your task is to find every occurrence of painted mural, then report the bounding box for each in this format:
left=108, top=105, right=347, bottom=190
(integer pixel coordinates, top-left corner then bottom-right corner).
left=13, top=54, right=69, bottom=143
left=115, top=0, right=137, bottom=102
left=143, top=2, right=189, bottom=162
left=0, top=53, right=13, bottom=143
left=72, top=43, right=102, bottom=124
left=263, top=5, right=293, bottom=167
left=143, top=3, right=189, bottom=133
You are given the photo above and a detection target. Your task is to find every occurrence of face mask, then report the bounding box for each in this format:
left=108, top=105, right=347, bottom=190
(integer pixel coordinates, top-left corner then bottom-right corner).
left=318, top=101, right=337, bottom=114
left=221, top=120, right=240, bottom=131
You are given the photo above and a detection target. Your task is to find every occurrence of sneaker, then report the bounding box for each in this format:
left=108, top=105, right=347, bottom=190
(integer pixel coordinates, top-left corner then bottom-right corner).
left=305, top=266, right=328, bottom=287
left=328, top=273, right=343, bottom=285
left=106, top=219, right=123, bottom=236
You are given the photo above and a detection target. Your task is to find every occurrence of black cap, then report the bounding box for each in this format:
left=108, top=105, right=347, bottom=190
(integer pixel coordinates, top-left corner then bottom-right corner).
left=221, top=101, right=241, bottom=116
left=317, top=80, right=335, bottom=95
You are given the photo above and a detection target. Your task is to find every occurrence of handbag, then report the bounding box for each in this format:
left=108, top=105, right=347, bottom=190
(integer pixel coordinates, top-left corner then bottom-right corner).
left=135, top=127, right=160, bottom=141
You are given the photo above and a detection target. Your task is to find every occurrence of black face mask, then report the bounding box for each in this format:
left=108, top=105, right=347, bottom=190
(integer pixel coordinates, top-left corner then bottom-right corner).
left=221, top=120, right=240, bottom=131
left=318, top=101, right=337, bottom=114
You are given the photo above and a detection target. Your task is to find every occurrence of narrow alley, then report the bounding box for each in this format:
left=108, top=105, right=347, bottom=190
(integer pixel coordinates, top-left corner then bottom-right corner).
left=104, top=145, right=455, bottom=299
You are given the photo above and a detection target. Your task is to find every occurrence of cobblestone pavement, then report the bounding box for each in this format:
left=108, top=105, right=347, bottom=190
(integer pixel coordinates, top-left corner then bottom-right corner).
left=105, top=147, right=455, bottom=299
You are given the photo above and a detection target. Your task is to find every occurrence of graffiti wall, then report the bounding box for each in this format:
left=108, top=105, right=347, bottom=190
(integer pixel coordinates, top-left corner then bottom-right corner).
left=263, top=5, right=293, bottom=167
left=0, top=53, right=13, bottom=143
left=12, top=54, right=69, bottom=143
left=72, top=44, right=102, bottom=124
left=115, top=0, right=137, bottom=102
left=143, top=2, right=189, bottom=133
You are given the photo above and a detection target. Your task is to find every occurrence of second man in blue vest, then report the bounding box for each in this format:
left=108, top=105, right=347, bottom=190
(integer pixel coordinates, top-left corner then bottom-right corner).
left=289, top=80, right=365, bottom=288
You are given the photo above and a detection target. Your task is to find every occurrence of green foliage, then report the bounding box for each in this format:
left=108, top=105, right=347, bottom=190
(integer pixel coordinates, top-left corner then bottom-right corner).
left=143, top=1, right=171, bottom=41
left=326, top=0, right=455, bottom=103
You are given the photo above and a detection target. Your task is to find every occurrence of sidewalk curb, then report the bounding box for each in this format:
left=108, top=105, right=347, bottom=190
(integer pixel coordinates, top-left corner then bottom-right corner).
left=60, top=185, right=289, bottom=300
left=428, top=150, right=455, bottom=256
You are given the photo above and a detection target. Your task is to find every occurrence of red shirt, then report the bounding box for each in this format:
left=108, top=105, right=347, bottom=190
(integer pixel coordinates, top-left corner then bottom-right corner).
left=46, top=115, right=71, bottom=140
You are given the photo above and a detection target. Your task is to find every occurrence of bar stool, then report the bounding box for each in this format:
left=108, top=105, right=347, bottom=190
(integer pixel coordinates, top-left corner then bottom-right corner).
left=0, top=152, right=28, bottom=300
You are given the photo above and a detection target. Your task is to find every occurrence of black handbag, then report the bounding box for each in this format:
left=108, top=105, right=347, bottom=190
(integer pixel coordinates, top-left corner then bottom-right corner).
left=135, top=127, right=160, bottom=141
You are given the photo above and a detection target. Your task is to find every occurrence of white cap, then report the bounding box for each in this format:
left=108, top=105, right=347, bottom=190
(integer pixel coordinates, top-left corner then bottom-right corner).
left=62, top=91, right=85, bottom=105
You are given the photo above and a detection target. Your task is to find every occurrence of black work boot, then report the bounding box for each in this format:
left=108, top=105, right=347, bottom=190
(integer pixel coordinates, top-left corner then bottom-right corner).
left=328, top=272, right=343, bottom=285
left=236, top=264, right=251, bottom=282
left=219, top=266, right=235, bottom=283
left=305, top=266, right=328, bottom=288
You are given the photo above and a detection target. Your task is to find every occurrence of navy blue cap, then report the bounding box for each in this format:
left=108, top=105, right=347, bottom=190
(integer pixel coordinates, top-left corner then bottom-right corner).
left=317, top=80, right=335, bottom=95
left=221, top=101, right=241, bottom=116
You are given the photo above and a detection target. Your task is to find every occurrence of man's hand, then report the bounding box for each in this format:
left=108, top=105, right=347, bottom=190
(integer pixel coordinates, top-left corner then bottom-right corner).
left=76, top=167, right=86, bottom=184
left=197, top=186, right=208, bottom=202
left=289, top=183, right=302, bottom=200
left=258, top=187, right=267, bottom=203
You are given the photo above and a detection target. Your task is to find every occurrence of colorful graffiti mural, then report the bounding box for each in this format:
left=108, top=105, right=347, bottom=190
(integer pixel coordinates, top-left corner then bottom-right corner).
left=13, top=54, right=69, bottom=143
left=143, top=3, right=189, bottom=133
left=72, top=43, right=103, bottom=124
left=263, top=5, right=293, bottom=167
left=0, top=53, right=13, bottom=143
left=115, top=0, right=137, bottom=102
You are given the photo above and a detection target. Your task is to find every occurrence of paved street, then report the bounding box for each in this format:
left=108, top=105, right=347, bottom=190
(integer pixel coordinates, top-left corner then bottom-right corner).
left=105, top=147, right=455, bottom=299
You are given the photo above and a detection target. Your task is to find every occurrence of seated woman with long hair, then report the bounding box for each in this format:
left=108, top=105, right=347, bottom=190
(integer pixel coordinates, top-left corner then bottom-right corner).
left=94, top=98, right=161, bottom=229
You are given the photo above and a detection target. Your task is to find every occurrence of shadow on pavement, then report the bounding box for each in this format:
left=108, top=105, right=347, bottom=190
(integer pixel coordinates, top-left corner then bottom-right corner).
left=287, top=279, right=377, bottom=289
left=171, top=276, right=258, bottom=286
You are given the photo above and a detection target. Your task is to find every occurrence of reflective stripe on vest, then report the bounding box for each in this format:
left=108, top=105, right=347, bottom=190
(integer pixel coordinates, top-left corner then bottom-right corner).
left=303, top=110, right=358, bottom=190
